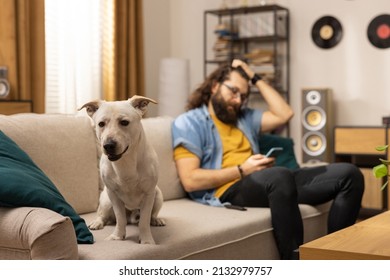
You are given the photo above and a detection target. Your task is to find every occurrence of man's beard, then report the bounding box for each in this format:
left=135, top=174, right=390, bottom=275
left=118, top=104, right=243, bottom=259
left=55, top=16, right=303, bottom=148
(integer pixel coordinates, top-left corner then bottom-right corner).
left=211, top=91, right=241, bottom=125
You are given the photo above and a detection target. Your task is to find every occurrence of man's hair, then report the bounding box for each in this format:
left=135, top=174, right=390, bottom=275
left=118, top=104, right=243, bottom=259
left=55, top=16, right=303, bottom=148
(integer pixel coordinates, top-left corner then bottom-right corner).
left=186, top=63, right=250, bottom=111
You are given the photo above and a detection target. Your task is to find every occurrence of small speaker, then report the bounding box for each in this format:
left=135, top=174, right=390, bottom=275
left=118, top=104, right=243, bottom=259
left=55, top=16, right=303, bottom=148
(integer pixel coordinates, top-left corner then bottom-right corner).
left=301, top=88, right=333, bottom=163
left=0, top=66, right=10, bottom=99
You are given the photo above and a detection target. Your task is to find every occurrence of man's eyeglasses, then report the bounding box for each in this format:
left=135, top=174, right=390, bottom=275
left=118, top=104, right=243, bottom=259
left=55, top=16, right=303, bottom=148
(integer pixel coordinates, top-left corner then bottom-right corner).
left=222, top=83, right=248, bottom=102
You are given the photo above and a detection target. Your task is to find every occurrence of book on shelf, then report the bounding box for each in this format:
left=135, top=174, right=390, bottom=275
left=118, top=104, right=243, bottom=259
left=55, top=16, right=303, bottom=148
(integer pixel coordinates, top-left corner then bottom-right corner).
left=214, top=21, right=239, bottom=39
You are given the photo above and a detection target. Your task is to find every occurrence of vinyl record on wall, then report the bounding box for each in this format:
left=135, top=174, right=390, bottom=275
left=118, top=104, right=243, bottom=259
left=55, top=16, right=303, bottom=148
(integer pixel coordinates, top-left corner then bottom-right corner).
left=311, top=16, right=343, bottom=49
left=367, top=14, right=390, bottom=49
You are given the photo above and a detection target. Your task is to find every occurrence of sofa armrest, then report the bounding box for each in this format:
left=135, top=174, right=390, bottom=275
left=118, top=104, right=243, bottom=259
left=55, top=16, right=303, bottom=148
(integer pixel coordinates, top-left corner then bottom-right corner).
left=0, top=207, right=78, bottom=259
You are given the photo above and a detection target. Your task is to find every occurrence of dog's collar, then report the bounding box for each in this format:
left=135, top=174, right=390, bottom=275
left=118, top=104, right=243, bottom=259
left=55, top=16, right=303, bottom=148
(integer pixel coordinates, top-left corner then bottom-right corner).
left=107, top=145, right=129, bottom=162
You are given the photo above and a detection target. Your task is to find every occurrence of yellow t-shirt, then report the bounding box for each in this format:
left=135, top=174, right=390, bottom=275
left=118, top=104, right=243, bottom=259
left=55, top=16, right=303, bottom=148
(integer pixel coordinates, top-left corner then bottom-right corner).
left=173, top=114, right=252, bottom=198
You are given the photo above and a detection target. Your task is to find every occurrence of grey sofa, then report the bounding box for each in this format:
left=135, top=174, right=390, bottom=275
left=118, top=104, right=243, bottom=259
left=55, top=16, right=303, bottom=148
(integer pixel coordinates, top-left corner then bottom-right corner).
left=0, top=113, right=330, bottom=259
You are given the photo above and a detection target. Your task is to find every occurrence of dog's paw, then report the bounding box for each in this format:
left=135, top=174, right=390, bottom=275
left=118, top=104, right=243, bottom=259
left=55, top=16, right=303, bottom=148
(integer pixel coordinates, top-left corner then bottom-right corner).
left=105, top=234, right=125, bottom=241
left=151, top=217, right=166, bottom=227
left=88, top=218, right=105, bottom=230
left=139, top=238, right=155, bottom=245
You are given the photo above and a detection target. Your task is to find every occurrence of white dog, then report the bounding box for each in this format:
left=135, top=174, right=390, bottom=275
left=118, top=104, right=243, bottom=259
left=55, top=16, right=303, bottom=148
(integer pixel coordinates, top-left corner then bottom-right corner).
left=80, top=95, right=165, bottom=245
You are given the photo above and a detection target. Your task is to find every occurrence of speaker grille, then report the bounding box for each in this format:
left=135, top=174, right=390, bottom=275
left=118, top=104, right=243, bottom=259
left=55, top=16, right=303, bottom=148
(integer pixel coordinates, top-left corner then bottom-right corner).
left=302, top=132, right=327, bottom=156
left=302, top=106, right=327, bottom=131
left=305, top=90, right=322, bottom=105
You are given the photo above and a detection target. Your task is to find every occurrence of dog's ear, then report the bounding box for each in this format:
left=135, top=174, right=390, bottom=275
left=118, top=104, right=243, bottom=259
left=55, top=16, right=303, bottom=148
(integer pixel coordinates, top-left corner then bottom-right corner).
left=79, top=100, right=102, bottom=118
left=128, top=95, right=157, bottom=116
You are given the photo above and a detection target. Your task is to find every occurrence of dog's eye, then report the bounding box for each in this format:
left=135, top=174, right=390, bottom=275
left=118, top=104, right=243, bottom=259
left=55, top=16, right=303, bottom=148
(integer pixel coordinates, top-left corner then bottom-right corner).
left=120, top=120, right=129, bottom=126
left=98, top=122, right=105, bottom=128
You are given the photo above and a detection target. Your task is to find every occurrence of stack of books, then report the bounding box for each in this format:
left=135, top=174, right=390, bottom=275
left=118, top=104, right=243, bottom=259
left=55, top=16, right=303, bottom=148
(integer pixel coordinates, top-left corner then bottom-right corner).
left=213, top=22, right=240, bottom=61
left=244, top=48, right=275, bottom=83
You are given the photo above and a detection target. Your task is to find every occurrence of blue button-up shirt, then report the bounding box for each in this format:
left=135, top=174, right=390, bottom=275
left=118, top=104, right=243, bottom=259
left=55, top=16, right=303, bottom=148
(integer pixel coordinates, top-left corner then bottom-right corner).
left=172, top=104, right=263, bottom=206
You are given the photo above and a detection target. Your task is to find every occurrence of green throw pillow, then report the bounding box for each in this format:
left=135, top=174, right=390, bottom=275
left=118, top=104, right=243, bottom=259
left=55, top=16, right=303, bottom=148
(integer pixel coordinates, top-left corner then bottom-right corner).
left=259, top=133, right=300, bottom=170
left=0, top=131, right=93, bottom=244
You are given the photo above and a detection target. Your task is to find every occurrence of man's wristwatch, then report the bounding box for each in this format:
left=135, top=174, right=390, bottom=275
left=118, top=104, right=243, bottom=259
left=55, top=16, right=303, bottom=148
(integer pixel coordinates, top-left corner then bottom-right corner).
left=251, top=73, right=262, bottom=85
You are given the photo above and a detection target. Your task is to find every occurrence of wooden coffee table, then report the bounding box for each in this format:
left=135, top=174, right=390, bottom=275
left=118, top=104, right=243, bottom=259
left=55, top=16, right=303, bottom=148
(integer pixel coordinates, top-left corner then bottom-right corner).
left=300, top=210, right=390, bottom=259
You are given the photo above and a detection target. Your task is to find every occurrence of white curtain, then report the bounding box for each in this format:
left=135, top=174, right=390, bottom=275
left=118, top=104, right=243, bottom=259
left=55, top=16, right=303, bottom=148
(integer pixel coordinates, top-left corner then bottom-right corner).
left=45, top=0, right=103, bottom=114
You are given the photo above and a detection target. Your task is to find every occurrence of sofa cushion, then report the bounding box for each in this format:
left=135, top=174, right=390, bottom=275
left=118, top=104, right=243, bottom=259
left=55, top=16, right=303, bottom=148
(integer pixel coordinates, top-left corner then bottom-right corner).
left=0, top=114, right=100, bottom=214
left=142, top=116, right=186, bottom=201
left=78, top=199, right=329, bottom=259
left=0, top=130, right=93, bottom=244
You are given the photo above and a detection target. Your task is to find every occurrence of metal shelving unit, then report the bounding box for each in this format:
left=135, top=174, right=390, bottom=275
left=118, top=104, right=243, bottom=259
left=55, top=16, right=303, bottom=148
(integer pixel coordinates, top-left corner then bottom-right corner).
left=204, top=4, right=290, bottom=101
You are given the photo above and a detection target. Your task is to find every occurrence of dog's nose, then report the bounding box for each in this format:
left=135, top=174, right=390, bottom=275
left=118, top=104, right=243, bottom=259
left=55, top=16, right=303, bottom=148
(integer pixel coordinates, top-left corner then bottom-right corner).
left=103, top=140, right=117, bottom=154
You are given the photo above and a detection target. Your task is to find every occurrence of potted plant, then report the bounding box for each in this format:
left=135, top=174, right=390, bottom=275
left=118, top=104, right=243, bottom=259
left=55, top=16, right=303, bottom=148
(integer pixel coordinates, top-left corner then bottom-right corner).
left=373, top=145, right=389, bottom=190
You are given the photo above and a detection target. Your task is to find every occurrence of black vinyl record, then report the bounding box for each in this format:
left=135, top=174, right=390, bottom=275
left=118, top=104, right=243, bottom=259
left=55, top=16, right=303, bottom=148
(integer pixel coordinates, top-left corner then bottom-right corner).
left=367, top=14, right=390, bottom=49
left=311, top=16, right=343, bottom=49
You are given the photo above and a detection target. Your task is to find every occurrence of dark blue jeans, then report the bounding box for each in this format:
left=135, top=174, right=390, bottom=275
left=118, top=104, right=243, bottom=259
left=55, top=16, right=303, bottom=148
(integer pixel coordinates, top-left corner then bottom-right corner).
left=219, top=162, right=364, bottom=259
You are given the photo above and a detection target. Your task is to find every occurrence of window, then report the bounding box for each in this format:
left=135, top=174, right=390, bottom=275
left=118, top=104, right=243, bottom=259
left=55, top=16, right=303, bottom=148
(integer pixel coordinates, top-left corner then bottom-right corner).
left=45, top=0, right=104, bottom=114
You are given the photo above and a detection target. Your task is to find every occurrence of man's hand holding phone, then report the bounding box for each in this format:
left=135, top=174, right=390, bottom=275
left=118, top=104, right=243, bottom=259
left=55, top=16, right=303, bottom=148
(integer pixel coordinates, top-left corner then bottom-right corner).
left=240, top=148, right=283, bottom=176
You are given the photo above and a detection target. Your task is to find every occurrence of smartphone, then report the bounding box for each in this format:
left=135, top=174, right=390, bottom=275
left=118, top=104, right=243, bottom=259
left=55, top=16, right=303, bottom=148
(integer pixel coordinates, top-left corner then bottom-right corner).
left=265, top=147, right=284, bottom=158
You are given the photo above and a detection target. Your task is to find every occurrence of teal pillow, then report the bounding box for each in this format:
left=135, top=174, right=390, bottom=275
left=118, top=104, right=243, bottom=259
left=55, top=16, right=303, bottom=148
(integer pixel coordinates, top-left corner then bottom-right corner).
left=0, top=131, right=93, bottom=244
left=259, top=133, right=300, bottom=170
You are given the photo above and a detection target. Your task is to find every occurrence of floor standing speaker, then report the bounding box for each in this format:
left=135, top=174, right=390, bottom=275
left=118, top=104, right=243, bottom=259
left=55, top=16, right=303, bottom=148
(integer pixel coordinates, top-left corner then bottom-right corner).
left=301, top=88, right=333, bottom=163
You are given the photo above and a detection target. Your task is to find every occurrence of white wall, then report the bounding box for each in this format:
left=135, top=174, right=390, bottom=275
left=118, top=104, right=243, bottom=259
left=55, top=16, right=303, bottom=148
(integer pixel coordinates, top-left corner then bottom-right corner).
left=143, top=0, right=390, bottom=162
left=143, top=0, right=222, bottom=117
left=143, top=0, right=172, bottom=117
left=286, top=0, right=390, bottom=161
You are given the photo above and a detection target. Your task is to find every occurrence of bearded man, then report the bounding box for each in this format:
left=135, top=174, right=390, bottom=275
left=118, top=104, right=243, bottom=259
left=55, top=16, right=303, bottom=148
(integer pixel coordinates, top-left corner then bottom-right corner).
left=171, top=59, right=364, bottom=260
